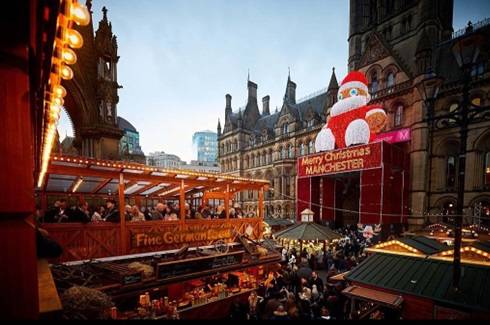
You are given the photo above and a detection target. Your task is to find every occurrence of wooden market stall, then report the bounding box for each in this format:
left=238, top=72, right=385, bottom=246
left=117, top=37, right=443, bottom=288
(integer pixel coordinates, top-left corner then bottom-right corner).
left=343, top=235, right=490, bottom=319
left=38, top=155, right=270, bottom=262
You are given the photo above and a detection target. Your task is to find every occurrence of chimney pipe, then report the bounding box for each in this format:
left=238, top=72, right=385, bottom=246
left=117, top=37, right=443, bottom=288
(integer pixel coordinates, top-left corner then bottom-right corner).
left=262, top=96, right=270, bottom=115
left=247, top=81, right=257, bottom=102
left=225, top=94, right=232, bottom=109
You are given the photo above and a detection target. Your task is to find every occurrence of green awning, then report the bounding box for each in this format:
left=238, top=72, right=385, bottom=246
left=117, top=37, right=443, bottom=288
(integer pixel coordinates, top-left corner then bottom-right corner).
left=274, top=222, right=342, bottom=242
left=346, top=253, right=490, bottom=312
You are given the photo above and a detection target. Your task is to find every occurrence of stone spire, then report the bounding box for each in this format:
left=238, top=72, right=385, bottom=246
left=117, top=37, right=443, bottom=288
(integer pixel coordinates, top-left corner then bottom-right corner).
left=326, top=67, right=339, bottom=108
left=327, top=67, right=339, bottom=91
left=284, top=71, right=296, bottom=105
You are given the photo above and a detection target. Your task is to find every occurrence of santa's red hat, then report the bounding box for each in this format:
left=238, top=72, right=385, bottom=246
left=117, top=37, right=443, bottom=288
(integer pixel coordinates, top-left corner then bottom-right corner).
left=339, top=71, right=369, bottom=94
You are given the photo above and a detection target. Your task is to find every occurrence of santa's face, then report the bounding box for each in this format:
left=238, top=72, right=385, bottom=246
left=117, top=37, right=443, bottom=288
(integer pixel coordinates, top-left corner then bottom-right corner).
left=330, top=87, right=370, bottom=117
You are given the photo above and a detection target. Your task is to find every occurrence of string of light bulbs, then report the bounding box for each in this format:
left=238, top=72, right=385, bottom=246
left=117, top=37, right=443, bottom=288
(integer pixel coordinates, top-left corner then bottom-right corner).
left=266, top=187, right=490, bottom=220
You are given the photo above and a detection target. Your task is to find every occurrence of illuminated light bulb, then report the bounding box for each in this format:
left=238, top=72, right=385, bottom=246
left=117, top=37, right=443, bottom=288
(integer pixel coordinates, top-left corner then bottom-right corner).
left=52, top=96, right=64, bottom=107
left=49, top=109, right=60, bottom=121
left=62, top=47, right=77, bottom=65
left=61, top=65, right=74, bottom=80
left=53, top=84, right=67, bottom=98
left=70, top=2, right=91, bottom=26
left=65, top=29, right=83, bottom=49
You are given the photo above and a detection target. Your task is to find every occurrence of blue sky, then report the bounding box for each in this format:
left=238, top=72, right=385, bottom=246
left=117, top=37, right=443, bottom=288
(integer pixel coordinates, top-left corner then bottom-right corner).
left=58, top=0, right=490, bottom=162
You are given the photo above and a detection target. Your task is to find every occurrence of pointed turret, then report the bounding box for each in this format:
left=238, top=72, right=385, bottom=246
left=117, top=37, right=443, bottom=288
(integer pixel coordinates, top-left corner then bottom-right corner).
left=243, top=78, right=260, bottom=129
left=217, top=119, right=222, bottom=136
left=284, top=71, right=297, bottom=105
left=327, top=67, right=339, bottom=91
left=326, top=67, right=339, bottom=107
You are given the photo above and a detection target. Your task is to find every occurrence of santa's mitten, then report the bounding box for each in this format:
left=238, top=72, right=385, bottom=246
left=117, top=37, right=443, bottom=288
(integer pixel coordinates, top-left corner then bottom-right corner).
left=315, top=127, right=335, bottom=152
left=365, top=108, right=387, bottom=133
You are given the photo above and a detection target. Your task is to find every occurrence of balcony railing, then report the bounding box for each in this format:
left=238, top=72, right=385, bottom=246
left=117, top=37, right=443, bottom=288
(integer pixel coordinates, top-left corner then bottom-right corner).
left=370, top=80, right=413, bottom=101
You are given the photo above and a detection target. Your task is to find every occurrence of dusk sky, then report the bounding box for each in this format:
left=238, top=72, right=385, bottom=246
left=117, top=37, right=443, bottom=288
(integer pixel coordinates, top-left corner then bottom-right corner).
left=58, top=0, right=490, bottom=163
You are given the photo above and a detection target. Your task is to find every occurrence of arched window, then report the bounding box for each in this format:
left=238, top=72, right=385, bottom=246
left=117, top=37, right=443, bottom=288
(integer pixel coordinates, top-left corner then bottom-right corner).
left=285, top=176, right=291, bottom=196
left=472, top=97, right=482, bottom=107
left=446, top=156, right=457, bottom=188
left=262, top=153, right=266, bottom=165
left=300, top=143, right=306, bottom=156
left=471, top=62, right=485, bottom=78
left=288, top=145, right=294, bottom=159
left=308, top=141, right=314, bottom=154
left=387, top=73, right=395, bottom=88
left=449, top=103, right=459, bottom=113
left=281, top=147, right=287, bottom=160
left=307, top=119, right=315, bottom=128
left=283, top=124, right=289, bottom=135
left=370, top=72, right=379, bottom=94
left=268, top=151, right=273, bottom=163
left=394, top=105, right=403, bottom=127
left=485, top=152, right=490, bottom=186
left=255, top=155, right=260, bottom=167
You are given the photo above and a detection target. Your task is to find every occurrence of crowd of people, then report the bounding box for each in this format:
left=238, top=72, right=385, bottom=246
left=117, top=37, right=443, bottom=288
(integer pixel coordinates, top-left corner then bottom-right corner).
left=39, top=199, right=257, bottom=224
left=229, top=226, right=376, bottom=320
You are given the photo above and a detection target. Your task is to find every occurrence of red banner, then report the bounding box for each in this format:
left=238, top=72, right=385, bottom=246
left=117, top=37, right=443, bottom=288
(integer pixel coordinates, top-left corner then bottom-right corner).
left=298, top=142, right=382, bottom=178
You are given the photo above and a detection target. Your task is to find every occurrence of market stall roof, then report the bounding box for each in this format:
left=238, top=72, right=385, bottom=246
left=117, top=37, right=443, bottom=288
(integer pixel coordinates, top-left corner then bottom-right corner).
left=274, top=222, right=342, bottom=242
left=346, top=253, right=490, bottom=312
left=430, top=240, right=490, bottom=266
left=342, top=285, right=403, bottom=308
left=39, top=155, right=269, bottom=198
left=368, top=236, right=449, bottom=257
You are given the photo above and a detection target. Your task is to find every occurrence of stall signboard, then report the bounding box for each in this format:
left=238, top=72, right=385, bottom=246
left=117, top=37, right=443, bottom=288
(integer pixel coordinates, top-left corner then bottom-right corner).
left=156, top=251, right=244, bottom=280
left=298, top=142, right=382, bottom=178
left=374, top=128, right=411, bottom=144
left=130, top=223, right=235, bottom=249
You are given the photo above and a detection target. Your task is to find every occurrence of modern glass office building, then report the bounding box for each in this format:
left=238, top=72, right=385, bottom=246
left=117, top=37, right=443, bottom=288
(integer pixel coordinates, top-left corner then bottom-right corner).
left=192, top=130, right=218, bottom=162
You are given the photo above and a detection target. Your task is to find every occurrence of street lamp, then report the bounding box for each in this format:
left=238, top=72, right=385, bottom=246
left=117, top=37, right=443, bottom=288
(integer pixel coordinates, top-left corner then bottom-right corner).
left=421, top=24, right=489, bottom=290
left=417, top=70, right=443, bottom=230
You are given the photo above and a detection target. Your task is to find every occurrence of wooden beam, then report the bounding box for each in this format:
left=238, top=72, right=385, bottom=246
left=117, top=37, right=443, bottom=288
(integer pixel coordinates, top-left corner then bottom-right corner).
left=118, top=173, right=127, bottom=255
left=91, top=178, right=113, bottom=194
left=47, top=165, right=249, bottom=189
left=179, top=180, right=186, bottom=223
left=224, top=184, right=230, bottom=220
left=42, top=173, right=50, bottom=192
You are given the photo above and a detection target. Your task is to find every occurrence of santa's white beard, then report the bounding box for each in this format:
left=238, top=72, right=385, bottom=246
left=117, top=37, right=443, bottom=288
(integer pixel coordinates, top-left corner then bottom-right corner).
left=330, top=95, right=369, bottom=117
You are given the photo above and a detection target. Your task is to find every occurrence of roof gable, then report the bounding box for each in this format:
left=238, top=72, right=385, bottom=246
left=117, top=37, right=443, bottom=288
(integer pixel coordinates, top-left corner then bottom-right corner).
left=358, top=32, right=413, bottom=78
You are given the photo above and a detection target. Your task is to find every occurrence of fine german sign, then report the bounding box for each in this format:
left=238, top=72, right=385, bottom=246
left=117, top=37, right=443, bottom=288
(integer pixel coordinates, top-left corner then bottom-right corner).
left=297, top=142, right=382, bottom=178
left=130, top=224, right=235, bottom=249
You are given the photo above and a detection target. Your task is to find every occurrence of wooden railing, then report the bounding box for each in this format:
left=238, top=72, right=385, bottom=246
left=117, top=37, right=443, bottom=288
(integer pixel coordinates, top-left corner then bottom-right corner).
left=43, top=218, right=264, bottom=263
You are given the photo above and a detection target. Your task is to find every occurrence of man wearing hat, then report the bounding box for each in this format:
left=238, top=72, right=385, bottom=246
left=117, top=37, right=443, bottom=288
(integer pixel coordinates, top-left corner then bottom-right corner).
left=104, top=199, right=120, bottom=223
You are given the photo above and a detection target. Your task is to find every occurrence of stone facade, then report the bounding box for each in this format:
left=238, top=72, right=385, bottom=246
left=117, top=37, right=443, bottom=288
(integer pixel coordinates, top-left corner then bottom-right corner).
left=62, top=2, right=124, bottom=160
left=217, top=72, right=339, bottom=219
left=218, top=0, right=490, bottom=226
left=348, top=0, right=490, bottom=228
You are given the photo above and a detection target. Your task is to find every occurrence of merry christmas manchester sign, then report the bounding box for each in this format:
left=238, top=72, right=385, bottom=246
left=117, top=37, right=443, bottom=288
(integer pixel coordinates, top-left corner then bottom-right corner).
left=298, top=142, right=382, bottom=178
left=299, top=71, right=387, bottom=178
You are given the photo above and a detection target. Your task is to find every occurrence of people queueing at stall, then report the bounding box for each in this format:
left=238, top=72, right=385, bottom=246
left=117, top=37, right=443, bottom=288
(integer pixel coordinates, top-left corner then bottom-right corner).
left=40, top=199, right=257, bottom=224
left=227, top=226, right=374, bottom=320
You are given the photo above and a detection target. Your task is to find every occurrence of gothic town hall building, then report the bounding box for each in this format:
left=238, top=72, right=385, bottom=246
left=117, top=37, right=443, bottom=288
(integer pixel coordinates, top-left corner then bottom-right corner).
left=218, top=0, right=490, bottom=229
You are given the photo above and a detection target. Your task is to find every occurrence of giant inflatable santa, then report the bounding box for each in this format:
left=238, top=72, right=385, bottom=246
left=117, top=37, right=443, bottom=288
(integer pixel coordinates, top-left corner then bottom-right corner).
left=315, top=71, right=387, bottom=152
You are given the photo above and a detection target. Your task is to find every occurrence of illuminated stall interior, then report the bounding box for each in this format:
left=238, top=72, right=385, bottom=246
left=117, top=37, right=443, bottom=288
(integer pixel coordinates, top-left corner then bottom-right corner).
left=274, top=209, right=342, bottom=253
